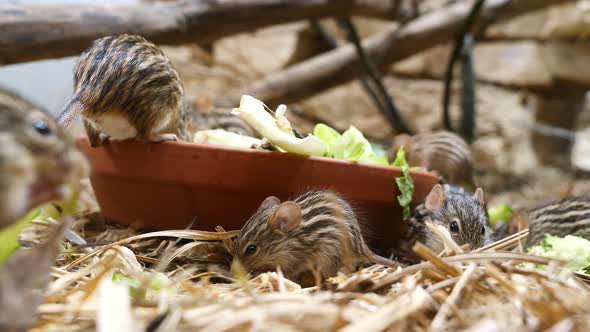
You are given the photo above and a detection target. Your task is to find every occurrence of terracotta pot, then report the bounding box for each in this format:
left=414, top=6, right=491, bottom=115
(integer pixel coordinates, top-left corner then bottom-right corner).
left=77, top=137, right=438, bottom=250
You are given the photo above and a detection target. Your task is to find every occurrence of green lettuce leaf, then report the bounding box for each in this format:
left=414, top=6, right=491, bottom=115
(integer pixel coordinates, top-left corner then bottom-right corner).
left=392, top=146, right=414, bottom=220
left=313, top=123, right=341, bottom=157
left=313, top=124, right=389, bottom=166
left=488, top=203, right=513, bottom=228
left=528, top=234, right=590, bottom=272
left=112, top=272, right=171, bottom=297
left=0, top=208, right=40, bottom=263
left=61, top=181, right=82, bottom=215
left=0, top=182, right=81, bottom=264
left=332, top=126, right=371, bottom=160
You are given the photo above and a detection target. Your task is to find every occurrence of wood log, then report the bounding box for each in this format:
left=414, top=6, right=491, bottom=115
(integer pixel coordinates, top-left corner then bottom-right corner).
left=0, top=0, right=412, bottom=65
left=237, top=0, right=573, bottom=106
left=485, top=2, right=590, bottom=40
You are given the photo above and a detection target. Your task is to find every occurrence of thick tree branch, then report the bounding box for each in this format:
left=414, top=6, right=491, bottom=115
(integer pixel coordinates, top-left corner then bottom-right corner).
left=0, top=0, right=412, bottom=65
left=239, top=0, right=572, bottom=106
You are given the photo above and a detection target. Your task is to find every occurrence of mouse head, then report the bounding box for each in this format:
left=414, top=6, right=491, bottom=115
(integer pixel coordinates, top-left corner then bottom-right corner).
left=424, top=184, right=492, bottom=251
left=0, top=90, right=87, bottom=227
left=233, top=196, right=304, bottom=276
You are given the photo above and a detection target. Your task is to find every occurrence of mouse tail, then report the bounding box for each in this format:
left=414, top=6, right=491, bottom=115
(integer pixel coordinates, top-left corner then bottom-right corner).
left=57, top=98, right=83, bottom=127
left=367, top=252, right=405, bottom=269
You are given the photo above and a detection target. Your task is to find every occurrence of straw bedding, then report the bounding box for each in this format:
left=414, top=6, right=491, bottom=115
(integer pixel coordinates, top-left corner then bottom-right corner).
left=14, top=188, right=590, bottom=332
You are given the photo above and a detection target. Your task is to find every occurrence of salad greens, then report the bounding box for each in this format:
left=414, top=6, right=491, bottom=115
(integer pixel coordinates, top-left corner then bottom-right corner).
left=392, top=146, right=414, bottom=220
left=112, top=271, right=171, bottom=297
left=314, top=123, right=415, bottom=219
left=0, top=182, right=80, bottom=263
left=0, top=208, right=40, bottom=263
left=314, top=124, right=389, bottom=166
left=222, top=95, right=416, bottom=221
left=529, top=234, right=590, bottom=273
left=488, top=203, right=513, bottom=228
left=313, top=123, right=341, bottom=157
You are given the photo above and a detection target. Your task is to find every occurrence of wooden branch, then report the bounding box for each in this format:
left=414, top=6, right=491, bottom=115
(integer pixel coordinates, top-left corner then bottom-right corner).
left=239, top=0, right=573, bottom=106
left=339, top=17, right=414, bottom=134
left=0, top=0, right=411, bottom=65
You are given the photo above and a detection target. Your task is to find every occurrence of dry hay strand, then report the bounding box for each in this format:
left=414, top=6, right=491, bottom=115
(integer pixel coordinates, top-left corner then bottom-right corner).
left=10, top=202, right=589, bottom=332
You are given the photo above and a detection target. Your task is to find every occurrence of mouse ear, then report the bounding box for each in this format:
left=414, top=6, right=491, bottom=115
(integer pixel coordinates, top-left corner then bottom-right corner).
left=257, top=196, right=281, bottom=213
left=473, top=188, right=485, bottom=207
left=425, top=184, right=446, bottom=212
left=269, top=201, right=302, bottom=233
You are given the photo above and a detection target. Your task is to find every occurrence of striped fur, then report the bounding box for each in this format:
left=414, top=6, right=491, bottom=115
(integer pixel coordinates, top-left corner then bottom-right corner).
left=234, top=190, right=395, bottom=285
left=390, top=131, right=477, bottom=191
left=399, top=184, right=492, bottom=263
left=57, top=34, right=189, bottom=146
left=525, top=195, right=590, bottom=247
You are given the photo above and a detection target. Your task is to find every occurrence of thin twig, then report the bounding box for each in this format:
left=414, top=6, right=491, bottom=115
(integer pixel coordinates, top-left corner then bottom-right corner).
left=430, top=263, right=477, bottom=330
left=310, top=21, right=388, bottom=123
left=413, top=242, right=462, bottom=277
left=474, top=229, right=530, bottom=253
left=426, top=276, right=460, bottom=293
left=308, top=20, right=390, bottom=132
left=63, top=229, right=239, bottom=270
left=484, top=263, right=517, bottom=293
left=370, top=251, right=564, bottom=292
left=338, top=18, right=414, bottom=134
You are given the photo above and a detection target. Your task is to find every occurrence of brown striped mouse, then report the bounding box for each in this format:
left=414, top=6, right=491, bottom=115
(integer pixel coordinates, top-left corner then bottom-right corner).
left=57, top=34, right=191, bottom=147
left=232, top=190, right=400, bottom=286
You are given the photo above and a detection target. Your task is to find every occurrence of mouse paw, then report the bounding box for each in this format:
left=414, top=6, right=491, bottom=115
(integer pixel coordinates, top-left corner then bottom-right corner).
left=90, top=133, right=111, bottom=147
left=149, top=133, right=179, bottom=143
left=99, top=133, right=111, bottom=143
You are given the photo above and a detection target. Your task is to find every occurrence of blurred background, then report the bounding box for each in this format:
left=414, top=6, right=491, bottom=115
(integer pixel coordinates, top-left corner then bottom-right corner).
left=3, top=0, right=590, bottom=211
left=0, top=0, right=138, bottom=114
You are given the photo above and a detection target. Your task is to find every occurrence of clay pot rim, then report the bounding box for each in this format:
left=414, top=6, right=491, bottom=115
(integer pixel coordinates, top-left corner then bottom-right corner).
left=75, top=136, right=433, bottom=177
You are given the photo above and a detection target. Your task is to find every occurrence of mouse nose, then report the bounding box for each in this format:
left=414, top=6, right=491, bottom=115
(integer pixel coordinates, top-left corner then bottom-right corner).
left=230, top=258, right=249, bottom=278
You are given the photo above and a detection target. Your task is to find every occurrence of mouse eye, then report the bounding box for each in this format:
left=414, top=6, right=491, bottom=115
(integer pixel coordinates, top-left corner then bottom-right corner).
left=32, top=119, right=51, bottom=135
left=244, top=244, right=257, bottom=257
left=481, top=226, right=486, bottom=235
left=449, top=221, right=459, bottom=233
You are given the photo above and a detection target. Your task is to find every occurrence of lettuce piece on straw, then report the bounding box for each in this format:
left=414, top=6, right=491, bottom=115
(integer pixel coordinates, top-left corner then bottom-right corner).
left=528, top=234, right=590, bottom=272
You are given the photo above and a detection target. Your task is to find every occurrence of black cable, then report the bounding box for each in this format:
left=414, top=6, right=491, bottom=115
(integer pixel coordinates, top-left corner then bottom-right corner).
left=460, top=33, right=476, bottom=143
left=442, top=0, right=485, bottom=132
